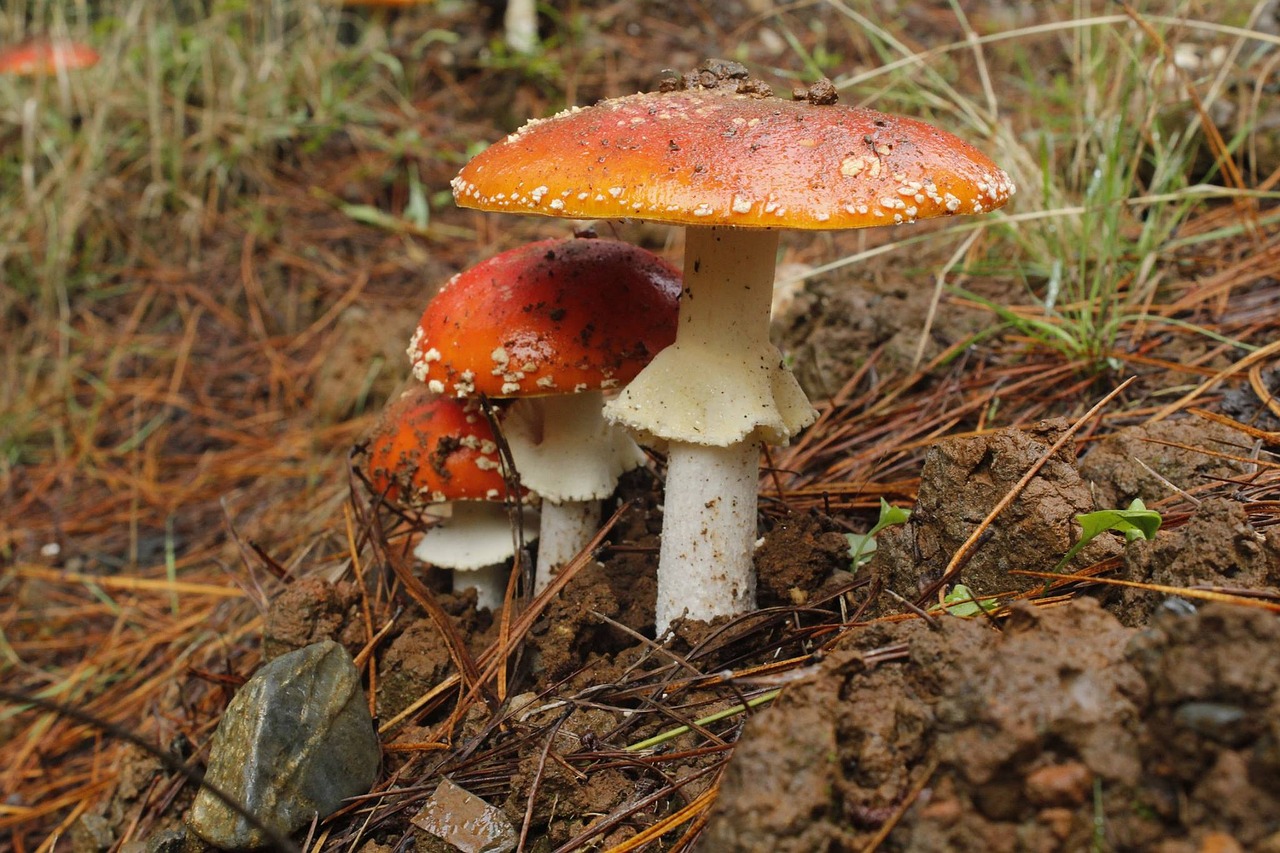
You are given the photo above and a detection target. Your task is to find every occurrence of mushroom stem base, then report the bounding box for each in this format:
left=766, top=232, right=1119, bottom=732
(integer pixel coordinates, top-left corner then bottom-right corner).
left=460, top=562, right=510, bottom=613
left=535, top=499, right=602, bottom=593
left=656, top=440, right=758, bottom=633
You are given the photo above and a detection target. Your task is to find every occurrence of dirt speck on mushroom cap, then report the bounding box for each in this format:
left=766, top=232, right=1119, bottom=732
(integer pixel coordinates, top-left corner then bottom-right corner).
left=452, top=88, right=1015, bottom=229
left=408, top=238, right=681, bottom=398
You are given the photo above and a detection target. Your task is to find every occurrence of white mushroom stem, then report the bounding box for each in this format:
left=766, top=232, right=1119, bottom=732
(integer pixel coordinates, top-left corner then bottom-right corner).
left=658, top=440, right=759, bottom=628
left=605, top=228, right=815, bottom=633
left=534, top=499, right=601, bottom=590
left=503, top=0, right=538, bottom=54
left=457, top=563, right=511, bottom=613
left=504, top=392, right=646, bottom=593
left=413, top=501, right=539, bottom=612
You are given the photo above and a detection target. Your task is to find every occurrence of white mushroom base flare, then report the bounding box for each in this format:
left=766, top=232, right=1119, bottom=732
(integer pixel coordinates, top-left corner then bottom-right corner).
left=604, top=228, right=817, bottom=633
left=413, top=501, right=539, bottom=612
left=504, top=391, right=646, bottom=593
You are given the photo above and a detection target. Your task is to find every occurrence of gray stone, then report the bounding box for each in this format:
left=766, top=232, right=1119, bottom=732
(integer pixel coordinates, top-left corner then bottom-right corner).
left=188, top=640, right=379, bottom=849
left=411, top=779, right=517, bottom=853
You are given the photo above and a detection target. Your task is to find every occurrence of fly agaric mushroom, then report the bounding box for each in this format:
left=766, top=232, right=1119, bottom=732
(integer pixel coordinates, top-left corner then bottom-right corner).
left=451, top=62, right=1016, bottom=633
left=3, top=39, right=100, bottom=201
left=0, top=40, right=100, bottom=76
left=407, top=236, right=681, bottom=593
left=363, top=384, right=536, bottom=611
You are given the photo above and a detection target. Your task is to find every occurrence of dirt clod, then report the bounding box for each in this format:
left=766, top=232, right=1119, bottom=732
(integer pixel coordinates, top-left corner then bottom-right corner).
left=772, top=271, right=992, bottom=400
left=1113, top=497, right=1280, bottom=625
left=263, top=577, right=363, bottom=661
left=1079, top=417, right=1256, bottom=509
left=707, top=597, right=1280, bottom=851
left=754, top=511, right=851, bottom=606
left=874, top=419, right=1118, bottom=606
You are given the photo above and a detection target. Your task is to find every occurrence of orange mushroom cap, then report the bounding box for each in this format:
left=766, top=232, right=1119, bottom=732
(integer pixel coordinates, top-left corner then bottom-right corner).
left=452, top=88, right=1014, bottom=230
left=408, top=237, right=681, bottom=398
left=362, top=386, right=516, bottom=506
left=0, top=40, right=100, bottom=76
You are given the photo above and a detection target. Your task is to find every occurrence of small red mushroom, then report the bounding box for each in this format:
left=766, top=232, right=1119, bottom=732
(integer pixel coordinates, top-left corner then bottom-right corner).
left=407, top=236, right=680, bottom=593
left=0, top=40, right=100, bottom=76
left=363, top=385, right=536, bottom=611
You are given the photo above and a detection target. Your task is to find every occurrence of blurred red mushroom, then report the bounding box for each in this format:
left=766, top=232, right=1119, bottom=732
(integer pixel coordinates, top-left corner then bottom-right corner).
left=0, top=40, right=99, bottom=76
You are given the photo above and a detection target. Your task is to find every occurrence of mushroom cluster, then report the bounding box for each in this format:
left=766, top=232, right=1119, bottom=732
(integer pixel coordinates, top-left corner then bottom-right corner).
left=450, top=61, right=1015, bottom=634
left=406, top=235, right=680, bottom=594
left=364, top=236, right=680, bottom=608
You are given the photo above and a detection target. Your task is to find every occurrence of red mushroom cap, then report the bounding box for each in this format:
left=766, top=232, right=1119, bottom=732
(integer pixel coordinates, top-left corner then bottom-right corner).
left=362, top=386, right=517, bottom=506
left=452, top=88, right=1014, bottom=230
left=0, top=40, right=100, bottom=76
left=408, top=237, right=681, bottom=398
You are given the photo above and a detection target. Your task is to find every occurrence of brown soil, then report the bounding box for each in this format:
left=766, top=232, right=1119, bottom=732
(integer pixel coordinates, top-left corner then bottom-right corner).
left=237, top=414, right=1278, bottom=853
left=773, top=268, right=997, bottom=400
left=704, top=598, right=1280, bottom=852
left=1078, top=418, right=1262, bottom=510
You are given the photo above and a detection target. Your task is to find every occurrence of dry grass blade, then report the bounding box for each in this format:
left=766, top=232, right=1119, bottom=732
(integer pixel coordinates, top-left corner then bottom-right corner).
left=601, top=782, right=721, bottom=853
left=1248, top=364, right=1280, bottom=421
left=1010, top=570, right=1280, bottom=612
left=10, top=565, right=245, bottom=598
left=550, top=762, right=725, bottom=853
left=1151, top=340, right=1280, bottom=422
left=1185, top=409, right=1280, bottom=445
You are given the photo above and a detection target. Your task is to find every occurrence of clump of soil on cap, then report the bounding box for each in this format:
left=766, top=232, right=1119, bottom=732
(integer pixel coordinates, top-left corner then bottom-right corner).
left=704, top=598, right=1280, bottom=852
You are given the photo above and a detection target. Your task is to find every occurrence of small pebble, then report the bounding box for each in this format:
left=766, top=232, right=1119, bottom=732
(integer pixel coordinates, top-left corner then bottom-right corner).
left=1024, top=760, right=1093, bottom=807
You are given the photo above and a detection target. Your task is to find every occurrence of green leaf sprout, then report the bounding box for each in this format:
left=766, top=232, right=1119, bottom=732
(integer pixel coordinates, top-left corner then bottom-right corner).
left=846, top=498, right=911, bottom=570
left=1054, top=498, right=1162, bottom=572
